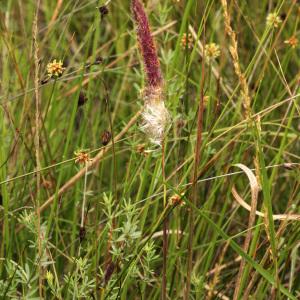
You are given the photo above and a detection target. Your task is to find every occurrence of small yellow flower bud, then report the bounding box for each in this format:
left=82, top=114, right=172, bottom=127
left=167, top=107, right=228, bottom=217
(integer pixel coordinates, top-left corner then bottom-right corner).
left=46, top=59, right=65, bottom=78
left=266, top=13, right=282, bottom=28
left=205, top=43, right=221, bottom=62
left=46, top=270, right=54, bottom=285
left=74, top=150, right=92, bottom=164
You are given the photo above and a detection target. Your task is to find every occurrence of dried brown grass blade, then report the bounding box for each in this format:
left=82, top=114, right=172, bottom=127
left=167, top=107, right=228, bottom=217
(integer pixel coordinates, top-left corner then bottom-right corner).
left=231, top=163, right=300, bottom=299
left=231, top=164, right=300, bottom=221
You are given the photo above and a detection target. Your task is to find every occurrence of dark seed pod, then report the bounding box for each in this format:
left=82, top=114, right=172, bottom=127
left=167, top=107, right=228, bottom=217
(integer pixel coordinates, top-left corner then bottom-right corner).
left=99, top=6, right=109, bottom=18
left=78, top=91, right=88, bottom=107
left=40, top=78, right=49, bottom=85
left=95, top=56, right=103, bottom=64
left=103, top=261, right=115, bottom=285
left=79, top=226, right=86, bottom=242
left=101, top=130, right=111, bottom=146
left=280, top=13, right=287, bottom=21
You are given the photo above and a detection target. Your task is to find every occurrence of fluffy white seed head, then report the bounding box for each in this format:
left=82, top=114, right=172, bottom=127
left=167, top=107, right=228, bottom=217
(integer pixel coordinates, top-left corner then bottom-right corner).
left=141, top=100, right=170, bottom=145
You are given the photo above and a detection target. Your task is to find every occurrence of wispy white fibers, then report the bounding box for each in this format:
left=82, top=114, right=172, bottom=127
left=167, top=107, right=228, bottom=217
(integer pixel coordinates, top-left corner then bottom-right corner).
left=141, top=100, right=170, bottom=145
left=131, top=0, right=170, bottom=145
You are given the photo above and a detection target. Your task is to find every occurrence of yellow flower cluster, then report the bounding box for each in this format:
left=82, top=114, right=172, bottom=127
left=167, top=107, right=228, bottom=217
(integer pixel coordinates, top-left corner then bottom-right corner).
left=46, top=59, right=65, bottom=78
left=74, top=150, right=92, bottom=164
left=266, top=12, right=282, bottom=28
left=205, top=43, right=221, bottom=62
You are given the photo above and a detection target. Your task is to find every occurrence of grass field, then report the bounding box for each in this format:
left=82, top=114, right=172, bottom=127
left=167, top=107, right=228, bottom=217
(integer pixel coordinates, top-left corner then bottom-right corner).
left=0, top=0, right=300, bottom=299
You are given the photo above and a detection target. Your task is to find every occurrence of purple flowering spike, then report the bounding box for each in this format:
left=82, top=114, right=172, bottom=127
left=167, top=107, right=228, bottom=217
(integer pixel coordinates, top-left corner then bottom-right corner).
left=131, top=0, right=162, bottom=89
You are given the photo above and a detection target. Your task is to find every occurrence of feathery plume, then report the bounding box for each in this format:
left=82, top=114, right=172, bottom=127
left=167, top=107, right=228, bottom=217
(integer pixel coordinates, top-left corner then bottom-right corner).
left=131, top=0, right=169, bottom=145
left=131, top=0, right=162, bottom=88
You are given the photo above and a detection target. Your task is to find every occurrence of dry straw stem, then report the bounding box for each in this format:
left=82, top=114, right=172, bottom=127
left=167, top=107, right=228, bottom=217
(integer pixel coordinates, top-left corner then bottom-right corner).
left=204, top=284, right=230, bottom=300
left=207, top=242, right=230, bottom=300
left=220, top=0, right=251, bottom=117
left=43, top=0, right=63, bottom=39
left=231, top=163, right=259, bottom=300
left=32, top=0, right=43, bottom=296
left=206, top=256, right=242, bottom=276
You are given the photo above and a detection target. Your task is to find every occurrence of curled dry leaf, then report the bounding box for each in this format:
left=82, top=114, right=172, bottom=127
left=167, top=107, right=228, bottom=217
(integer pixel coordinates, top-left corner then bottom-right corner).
left=231, top=163, right=300, bottom=221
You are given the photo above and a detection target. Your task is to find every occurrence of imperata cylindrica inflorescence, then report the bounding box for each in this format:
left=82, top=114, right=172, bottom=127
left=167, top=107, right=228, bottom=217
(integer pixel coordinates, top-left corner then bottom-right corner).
left=131, top=0, right=170, bottom=145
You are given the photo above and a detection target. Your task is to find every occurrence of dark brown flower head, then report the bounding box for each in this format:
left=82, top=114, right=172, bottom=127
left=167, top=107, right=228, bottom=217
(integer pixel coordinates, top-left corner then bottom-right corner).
left=99, top=5, right=109, bottom=18
left=131, top=0, right=162, bottom=89
left=78, top=91, right=88, bottom=107
left=103, top=261, right=115, bottom=285
left=79, top=226, right=86, bottom=242
left=101, top=130, right=112, bottom=146
left=169, top=193, right=185, bottom=207
left=40, top=78, right=49, bottom=85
